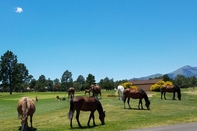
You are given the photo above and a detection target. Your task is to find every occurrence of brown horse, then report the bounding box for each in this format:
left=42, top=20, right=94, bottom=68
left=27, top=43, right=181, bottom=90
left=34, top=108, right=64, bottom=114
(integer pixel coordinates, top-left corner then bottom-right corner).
left=68, top=87, right=75, bottom=99
left=161, top=85, right=181, bottom=100
left=84, top=89, right=91, bottom=96
left=123, top=88, right=150, bottom=110
left=90, top=85, right=102, bottom=99
left=17, top=97, right=36, bottom=131
left=68, top=96, right=105, bottom=128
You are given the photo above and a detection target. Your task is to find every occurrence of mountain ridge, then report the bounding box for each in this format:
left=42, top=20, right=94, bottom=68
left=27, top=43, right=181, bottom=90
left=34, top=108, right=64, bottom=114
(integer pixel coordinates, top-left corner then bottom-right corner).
left=130, top=65, right=197, bottom=80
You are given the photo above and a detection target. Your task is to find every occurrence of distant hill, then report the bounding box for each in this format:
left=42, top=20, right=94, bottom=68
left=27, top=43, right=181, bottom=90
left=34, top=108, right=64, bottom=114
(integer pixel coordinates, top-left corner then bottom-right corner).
left=167, top=65, right=197, bottom=79
left=129, top=65, right=197, bottom=80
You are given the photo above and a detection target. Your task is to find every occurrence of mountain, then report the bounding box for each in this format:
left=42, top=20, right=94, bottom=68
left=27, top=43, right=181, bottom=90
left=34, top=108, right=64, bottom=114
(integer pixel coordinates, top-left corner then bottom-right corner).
left=130, top=65, right=197, bottom=80
left=167, top=65, right=197, bottom=79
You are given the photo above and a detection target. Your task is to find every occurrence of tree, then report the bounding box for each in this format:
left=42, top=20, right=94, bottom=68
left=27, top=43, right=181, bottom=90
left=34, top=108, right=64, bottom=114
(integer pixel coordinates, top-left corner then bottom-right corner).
left=84, top=74, right=95, bottom=89
left=99, top=77, right=114, bottom=90
left=61, top=70, right=72, bottom=91
left=54, top=78, right=60, bottom=91
left=76, top=75, right=85, bottom=90
left=0, top=51, right=29, bottom=95
left=35, top=75, right=47, bottom=91
left=163, top=74, right=172, bottom=82
left=173, top=75, right=188, bottom=88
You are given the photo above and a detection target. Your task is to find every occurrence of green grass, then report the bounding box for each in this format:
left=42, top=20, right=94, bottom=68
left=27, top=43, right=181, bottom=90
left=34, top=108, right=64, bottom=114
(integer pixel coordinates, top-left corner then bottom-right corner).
left=0, top=88, right=197, bottom=131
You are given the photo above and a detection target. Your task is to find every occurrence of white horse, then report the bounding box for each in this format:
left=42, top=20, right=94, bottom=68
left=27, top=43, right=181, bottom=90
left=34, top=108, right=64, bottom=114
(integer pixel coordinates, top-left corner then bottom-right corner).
left=116, top=85, right=125, bottom=100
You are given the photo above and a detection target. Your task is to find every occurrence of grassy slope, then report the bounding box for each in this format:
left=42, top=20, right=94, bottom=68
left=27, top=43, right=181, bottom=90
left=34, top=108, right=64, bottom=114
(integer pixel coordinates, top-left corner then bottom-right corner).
left=0, top=88, right=197, bottom=131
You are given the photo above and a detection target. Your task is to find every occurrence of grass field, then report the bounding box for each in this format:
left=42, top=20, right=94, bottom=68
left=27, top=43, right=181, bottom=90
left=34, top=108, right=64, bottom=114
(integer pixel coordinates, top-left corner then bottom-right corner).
left=0, top=88, right=197, bottom=131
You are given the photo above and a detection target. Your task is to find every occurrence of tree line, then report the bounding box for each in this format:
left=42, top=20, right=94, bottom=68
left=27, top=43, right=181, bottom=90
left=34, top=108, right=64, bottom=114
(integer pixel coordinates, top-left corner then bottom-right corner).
left=1, top=51, right=196, bottom=95
left=0, top=50, right=127, bottom=95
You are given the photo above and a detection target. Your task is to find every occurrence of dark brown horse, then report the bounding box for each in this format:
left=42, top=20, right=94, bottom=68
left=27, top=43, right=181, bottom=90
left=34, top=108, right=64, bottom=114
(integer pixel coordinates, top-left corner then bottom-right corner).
left=68, top=87, right=75, bottom=99
left=68, top=96, right=105, bottom=128
left=123, top=88, right=150, bottom=110
left=17, top=97, right=36, bottom=131
left=90, top=85, right=102, bottom=99
left=84, top=89, right=91, bottom=96
left=161, top=85, right=181, bottom=100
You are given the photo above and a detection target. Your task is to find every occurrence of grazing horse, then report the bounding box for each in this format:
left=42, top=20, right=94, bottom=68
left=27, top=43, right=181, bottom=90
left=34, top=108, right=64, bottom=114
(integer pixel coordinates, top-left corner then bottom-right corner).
left=17, top=97, right=36, bottom=131
left=123, top=88, right=150, bottom=110
left=68, top=87, right=75, bottom=99
left=84, top=89, right=91, bottom=96
left=161, top=85, right=181, bottom=100
left=68, top=96, right=105, bottom=128
left=31, top=96, right=38, bottom=102
left=90, top=85, right=102, bottom=100
left=115, top=85, right=124, bottom=100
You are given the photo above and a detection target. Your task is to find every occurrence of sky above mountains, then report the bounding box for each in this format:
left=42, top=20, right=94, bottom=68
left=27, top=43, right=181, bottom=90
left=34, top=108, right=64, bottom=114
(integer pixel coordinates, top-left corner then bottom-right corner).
left=1, top=0, right=197, bottom=82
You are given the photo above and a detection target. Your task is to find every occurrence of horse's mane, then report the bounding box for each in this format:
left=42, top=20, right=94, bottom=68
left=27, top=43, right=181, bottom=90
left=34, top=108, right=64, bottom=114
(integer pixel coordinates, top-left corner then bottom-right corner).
left=97, top=100, right=104, bottom=113
left=22, top=97, right=28, bottom=118
left=139, top=89, right=150, bottom=103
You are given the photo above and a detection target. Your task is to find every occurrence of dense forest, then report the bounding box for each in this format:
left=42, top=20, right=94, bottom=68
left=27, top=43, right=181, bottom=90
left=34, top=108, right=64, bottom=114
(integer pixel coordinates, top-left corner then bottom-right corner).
left=0, top=50, right=196, bottom=95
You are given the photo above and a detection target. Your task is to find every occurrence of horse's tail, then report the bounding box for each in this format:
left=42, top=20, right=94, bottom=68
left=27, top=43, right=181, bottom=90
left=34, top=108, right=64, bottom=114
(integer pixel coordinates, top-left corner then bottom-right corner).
left=68, top=99, right=74, bottom=120
left=22, top=97, right=28, bottom=118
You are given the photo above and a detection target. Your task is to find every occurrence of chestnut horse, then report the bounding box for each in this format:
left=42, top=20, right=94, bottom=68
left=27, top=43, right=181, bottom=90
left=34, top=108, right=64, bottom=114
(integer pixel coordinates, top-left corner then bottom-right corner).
left=161, top=85, right=181, bottom=100
left=68, top=96, right=105, bottom=128
left=123, top=88, right=150, bottom=110
left=68, top=87, right=75, bottom=99
left=17, top=97, right=36, bottom=131
left=84, top=89, right=91, bottom=96
left=90, top=85, right=102, bottom=100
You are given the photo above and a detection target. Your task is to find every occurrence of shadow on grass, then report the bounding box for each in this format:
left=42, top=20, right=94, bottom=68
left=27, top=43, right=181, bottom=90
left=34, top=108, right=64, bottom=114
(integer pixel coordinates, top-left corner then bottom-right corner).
left=70, top=124, right=104, bottom=130
left=18, top=126, right=37, bottom=131
left=125, top=107, right=150, bottom=110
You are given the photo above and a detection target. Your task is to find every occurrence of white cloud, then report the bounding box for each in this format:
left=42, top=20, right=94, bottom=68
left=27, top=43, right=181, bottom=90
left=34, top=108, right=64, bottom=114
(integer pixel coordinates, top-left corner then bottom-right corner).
left=15, top=7, right=23, bottom=13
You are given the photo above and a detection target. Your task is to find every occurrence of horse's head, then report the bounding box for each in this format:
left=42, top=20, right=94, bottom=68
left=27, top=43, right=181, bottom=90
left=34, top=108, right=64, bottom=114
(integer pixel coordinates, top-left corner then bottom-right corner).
left=99, top=111, right=105, bottom=125
left=176, top=86, right=181, bottom=100
left=145, top=100, right=150, bottom=110
left=177, top=91, right=181, bottom=100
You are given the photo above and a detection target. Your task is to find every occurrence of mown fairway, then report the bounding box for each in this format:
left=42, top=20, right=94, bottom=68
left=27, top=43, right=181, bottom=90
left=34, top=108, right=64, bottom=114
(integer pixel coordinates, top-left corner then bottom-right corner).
left=0, top=88, right=197, bottom=131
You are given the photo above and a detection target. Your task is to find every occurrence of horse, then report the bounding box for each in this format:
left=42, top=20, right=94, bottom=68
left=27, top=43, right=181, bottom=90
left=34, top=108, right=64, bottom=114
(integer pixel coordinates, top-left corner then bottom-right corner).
left=31, top=96, right=38, bottom=102
left=68, top=87, right=75, bottom=99
left=115, top=85, right=124, bottom=100
left=160, top=85, right=181, bottom=100
left=56, top=95, right=61, bottom=101
left=17, top=97, right=36, bottom=131
left=68, top=96, right=105, bottom=128
left=84, top=89, right=91, bottom=96
left=90, top=85, right=102, bottom=100
left=123, top=88, right=150, bottom=110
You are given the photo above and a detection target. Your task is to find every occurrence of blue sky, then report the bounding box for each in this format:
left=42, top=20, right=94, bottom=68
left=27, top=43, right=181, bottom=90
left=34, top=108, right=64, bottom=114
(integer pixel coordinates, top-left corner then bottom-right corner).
left=1, top=0, right=197, bottom=82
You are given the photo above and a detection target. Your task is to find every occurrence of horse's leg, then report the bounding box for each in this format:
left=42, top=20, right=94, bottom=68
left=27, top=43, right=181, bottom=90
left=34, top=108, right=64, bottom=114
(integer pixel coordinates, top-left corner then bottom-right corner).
left=161, top=91, right=163, bottom=99
left=164, top=92, right=167, bottom=100
left=141, top=99, right=143, bottom=109
left=123, top=97, right=127, bottom=109
left=87, top=112, right=92, bottom=126
left=173, top=92, right=176, bottom=100
left=87, top=111, right=95, bottom=126
left=127, top=97, right=131, bottom=109
left=76, top=110, right=82, bottom=127
left=30, top=115, right=33, bottom=128
left=138, top=99, right=143, bottom=109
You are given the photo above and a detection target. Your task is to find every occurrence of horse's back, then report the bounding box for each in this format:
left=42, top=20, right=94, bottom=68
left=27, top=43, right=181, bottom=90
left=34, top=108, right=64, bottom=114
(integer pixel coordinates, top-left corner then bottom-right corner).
left=124, top=88, right=144, bottom=99
left=162, top=85, right=176, bottom=92
left=17, top=97, right=36, bottom=115
left=72, top=96, right=98, bottom=111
